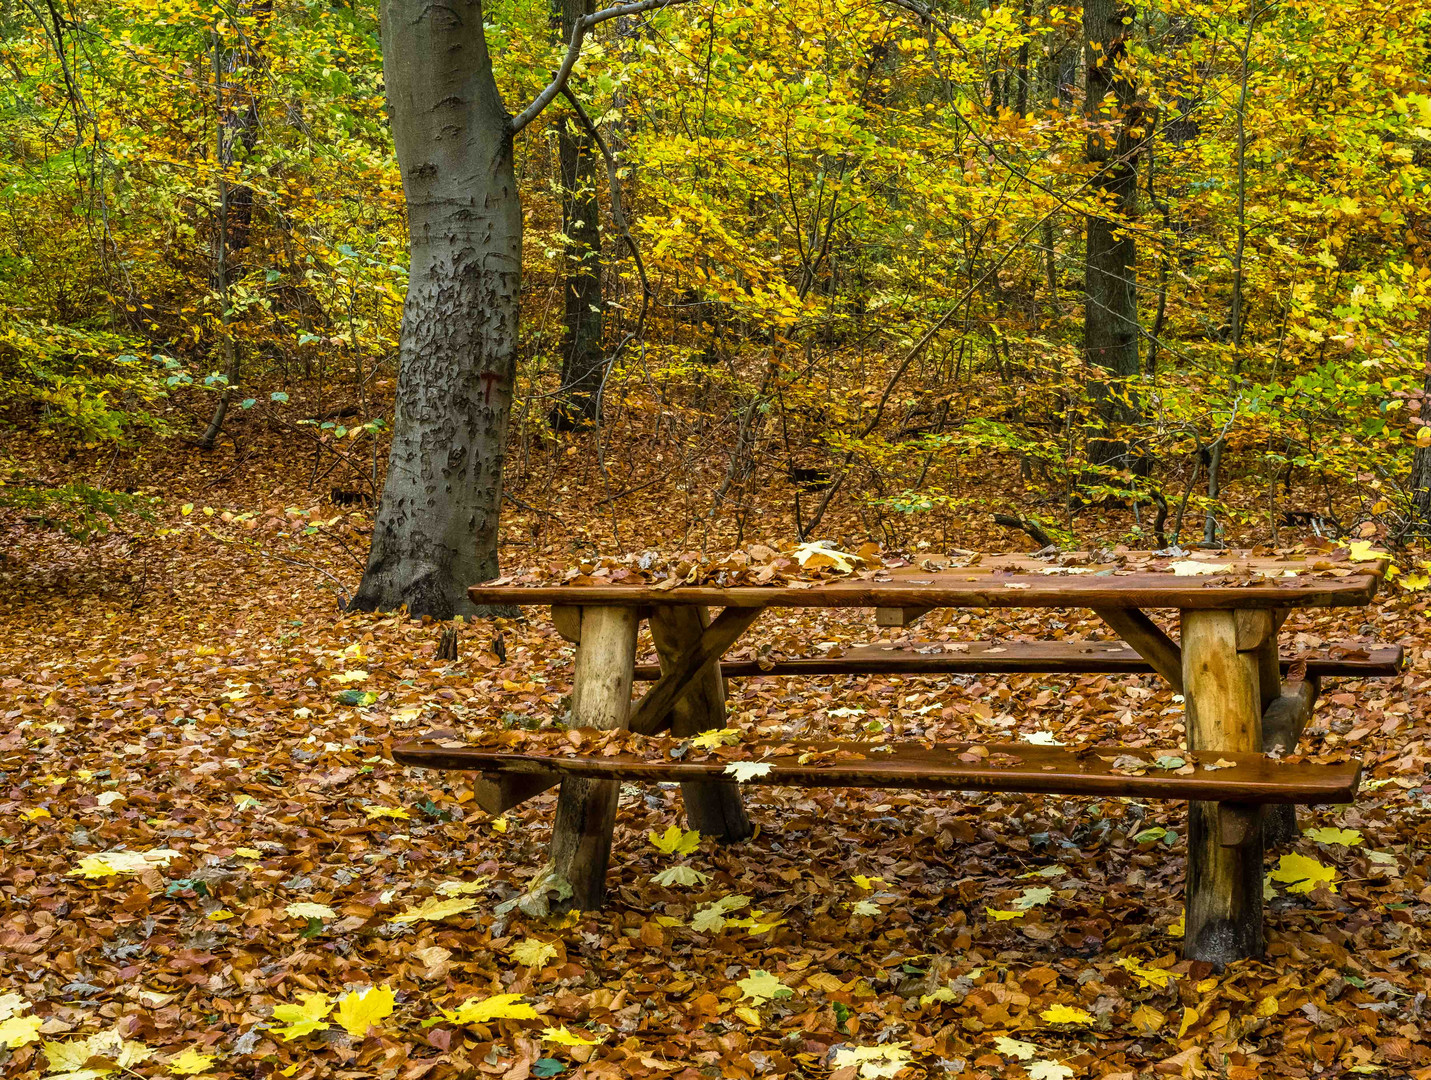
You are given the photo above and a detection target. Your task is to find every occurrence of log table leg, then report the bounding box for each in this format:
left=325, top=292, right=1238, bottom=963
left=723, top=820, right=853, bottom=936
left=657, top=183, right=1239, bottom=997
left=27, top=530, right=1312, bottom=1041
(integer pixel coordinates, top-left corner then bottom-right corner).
left=650, top=605, right=753, bottom=841
left=1180, top=608, right=1266, bottom=963
left=549, top=605, right=639, bottom=909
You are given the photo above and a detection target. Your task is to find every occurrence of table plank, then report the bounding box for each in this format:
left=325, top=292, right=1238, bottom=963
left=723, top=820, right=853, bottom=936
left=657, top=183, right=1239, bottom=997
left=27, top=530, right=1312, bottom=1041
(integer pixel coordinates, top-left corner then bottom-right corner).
left=469, top=552, right=1386, bottom=610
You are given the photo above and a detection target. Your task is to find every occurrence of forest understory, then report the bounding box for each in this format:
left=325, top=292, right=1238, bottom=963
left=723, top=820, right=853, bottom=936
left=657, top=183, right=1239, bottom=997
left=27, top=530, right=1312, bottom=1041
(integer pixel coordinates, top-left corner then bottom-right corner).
left=1, top=412, right=1428, bottom=1080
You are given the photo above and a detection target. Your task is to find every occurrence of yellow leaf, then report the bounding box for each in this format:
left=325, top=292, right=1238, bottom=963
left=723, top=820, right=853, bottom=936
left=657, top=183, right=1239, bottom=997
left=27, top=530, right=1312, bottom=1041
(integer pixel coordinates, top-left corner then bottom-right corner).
left=510, top=937, right=559, bottom=968
left=736, top=970, right=791, bottom=1003
left=363, top=805, right=410, bottom=820
left=285, top=902, right=335, bottom=920
left=333, top=670, right=369, bottom=683
left=1115, top=957, right=1177, bottom=989
left=993, top=1035, right=1038, bottom=1060
left=391, top=896, right=477, bottom=924
left=21, top=807, right=50, bottom=821
left=1344, top=540, right=1386, bottom=562
left=851, top=874, right=887, bottom=890
left=1256, top=996, right=1279, bottom=1018
left=1169, top=560, right=1232, bottom=576
left=45, top=1028, right=151, bottom=1075
left=490, top=816, right=508, bottom=833
left=732, top=1005, right=762, bottom=1026
left=791, top=540, right=862, bottom=573
left=335, top=986, right=395, bottom=1039
left=1269, top=852, right=1338, bottom=894
left=985, top=908, right=1025, bottom=921
left=1130, top=1004, right=1165, bottom=1033
left=233, top=847, right=262, bottom=859
left=439, top=993, right=538, bottom=1026
left=1178, top=1006, right=1200, bottom=1038
left=1040, top=1004, right=1094, bottom=1025
left=70, top=849, right=181, bottom=878
left=541, top=1026, right=603, bottom=1046
left=1303, top=827, right=1362, bottom=846
left=206, top=909, right=235, bottom=921
left=1168, top=914, right=1184, bottom=938
left=0, top=1015, right=42, bottom=1049
left=272, top=992, right=333, bottom=1041
left=181, top=504, right=194, bottom=516
left=167, top=1049, right=217, bottom=1075
left=648, top=824, right=702, bottom=855
left=690, top=727, right=741, bottom=751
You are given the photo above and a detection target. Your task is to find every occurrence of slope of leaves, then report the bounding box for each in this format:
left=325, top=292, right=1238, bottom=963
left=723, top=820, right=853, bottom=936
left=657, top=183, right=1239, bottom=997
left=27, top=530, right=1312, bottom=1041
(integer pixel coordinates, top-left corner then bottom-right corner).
left=0, top=428, right=1429, bottom=1080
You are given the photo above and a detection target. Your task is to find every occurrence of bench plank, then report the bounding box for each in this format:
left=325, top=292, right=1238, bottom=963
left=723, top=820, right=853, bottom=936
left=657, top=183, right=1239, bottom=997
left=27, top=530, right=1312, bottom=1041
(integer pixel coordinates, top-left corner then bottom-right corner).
left=393, top=737, right=1360, bottom=805
left=630, top=642, right=1403, bottom=680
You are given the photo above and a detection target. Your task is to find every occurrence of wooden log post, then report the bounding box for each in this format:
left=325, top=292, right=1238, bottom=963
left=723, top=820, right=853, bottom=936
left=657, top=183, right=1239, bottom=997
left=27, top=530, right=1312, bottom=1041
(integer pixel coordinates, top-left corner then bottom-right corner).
left=1261, top=676, right=1321, bottom=847
left=1180, top=608, right=1265, bottom=963
left=549, top=605, right=639, bottom=909
left=649, top=605, right=753, bottom=842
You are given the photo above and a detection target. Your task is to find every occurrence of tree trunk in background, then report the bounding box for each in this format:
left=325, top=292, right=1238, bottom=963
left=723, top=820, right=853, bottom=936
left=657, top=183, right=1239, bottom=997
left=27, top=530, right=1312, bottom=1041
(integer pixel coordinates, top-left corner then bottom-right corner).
left=549, top=0, right=606, bottom=431
left=351, top=0, right=521, bottom=618
left=1410, top=323, right=1431, bottom=526
left=1082, top=0, right=1142, bottom=469
left=197, top=4, right=270, bottom=451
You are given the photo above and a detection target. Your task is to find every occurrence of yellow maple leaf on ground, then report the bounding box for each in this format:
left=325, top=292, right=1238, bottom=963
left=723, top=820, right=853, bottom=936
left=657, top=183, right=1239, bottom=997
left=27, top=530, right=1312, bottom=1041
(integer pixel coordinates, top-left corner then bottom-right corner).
left=541, top=1026, right=603, bottom=1046
left=335, top=986, right=395, bottom=1038
left=167, top=1048, right=217, bottom=1075
left=1344, top=541, right=1386, bottom=562
left=1269, top=852, right=1338, bottom=894
left=830, top=1042, right=913, bottom=1078
left=1303, top=827, right=1363, bottom=846
left=69, top=849, right=180, bottom=879
left=45, top=1028, right=151, bottom=1078
left=985, top=907, right=1025, bottom=921
left=648, top=824, right=701, bottom=855
left=1116, top=957, right=1178, bottom=989
left=271, top=992, right=333, bottom=1041
left=1040, top=1003, right=1094, bottom=1025
left=390, top=896, right=477, bottom=924
left=0, top=1015, right=42, bottom=1049
left=510, top=937, right=559, bottom=968
left=362, top=805, right=410, bottom=820
left=438, top=993, right=538, bottom=1026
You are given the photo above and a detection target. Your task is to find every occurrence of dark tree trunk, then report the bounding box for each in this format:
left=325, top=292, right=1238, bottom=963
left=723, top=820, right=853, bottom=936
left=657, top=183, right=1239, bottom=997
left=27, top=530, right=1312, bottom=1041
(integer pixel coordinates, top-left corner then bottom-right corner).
left=351, top=0, right=522, bottom=618
left=1411, top=326, right=1431, bottom=526
left=1082, top=0, right=1143, bottom=469
left=549, top=0, right=606, bottom=431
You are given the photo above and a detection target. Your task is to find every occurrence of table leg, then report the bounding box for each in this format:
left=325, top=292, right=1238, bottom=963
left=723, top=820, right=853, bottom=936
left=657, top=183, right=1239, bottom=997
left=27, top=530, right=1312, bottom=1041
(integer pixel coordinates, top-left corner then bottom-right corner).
left=1180, top=608, right=1265, bottom=963
left=549, top=605, right=638, bottom=909
left=650, top=605, right=753, bottom=841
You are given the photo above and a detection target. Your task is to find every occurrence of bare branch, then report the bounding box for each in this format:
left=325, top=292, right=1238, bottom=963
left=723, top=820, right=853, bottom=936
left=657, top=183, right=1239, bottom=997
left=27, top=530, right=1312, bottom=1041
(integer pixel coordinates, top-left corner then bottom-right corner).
left=510, top=0, right=693, bottom=135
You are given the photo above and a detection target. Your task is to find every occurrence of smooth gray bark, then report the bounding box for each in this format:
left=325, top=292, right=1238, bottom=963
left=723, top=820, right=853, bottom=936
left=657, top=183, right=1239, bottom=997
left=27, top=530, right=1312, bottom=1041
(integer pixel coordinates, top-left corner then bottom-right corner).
left=351, top=0, right=522, bottom=618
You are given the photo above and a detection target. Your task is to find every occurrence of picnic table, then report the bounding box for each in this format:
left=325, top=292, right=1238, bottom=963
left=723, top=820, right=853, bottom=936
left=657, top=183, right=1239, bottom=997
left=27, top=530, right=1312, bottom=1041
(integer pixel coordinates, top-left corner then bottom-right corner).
left=395, top=549, right=1395, bottom=964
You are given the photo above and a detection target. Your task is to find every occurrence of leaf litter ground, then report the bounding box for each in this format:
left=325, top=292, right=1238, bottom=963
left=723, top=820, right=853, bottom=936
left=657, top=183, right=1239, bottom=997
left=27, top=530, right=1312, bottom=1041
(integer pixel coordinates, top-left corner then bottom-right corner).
left=1, top=443, right=1429, bottom=1080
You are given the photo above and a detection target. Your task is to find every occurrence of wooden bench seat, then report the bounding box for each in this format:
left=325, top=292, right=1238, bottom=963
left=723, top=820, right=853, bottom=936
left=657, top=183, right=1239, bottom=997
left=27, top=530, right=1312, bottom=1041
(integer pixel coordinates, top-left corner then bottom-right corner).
left=393, top=735, right=1360, bottom=810
left=631, top=641, right=1403, bottom=681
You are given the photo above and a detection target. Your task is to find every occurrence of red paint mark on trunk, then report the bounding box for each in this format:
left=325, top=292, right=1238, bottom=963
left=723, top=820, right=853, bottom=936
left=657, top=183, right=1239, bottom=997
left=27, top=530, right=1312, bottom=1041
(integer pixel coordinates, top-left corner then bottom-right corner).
left=480, top=371, right=500, bottom=403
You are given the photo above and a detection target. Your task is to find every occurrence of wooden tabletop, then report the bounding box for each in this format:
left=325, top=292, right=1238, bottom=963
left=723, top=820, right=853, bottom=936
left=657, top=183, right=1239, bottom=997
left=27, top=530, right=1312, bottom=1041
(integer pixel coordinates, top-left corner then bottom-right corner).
left=469, top=550, right=1388, bottom=611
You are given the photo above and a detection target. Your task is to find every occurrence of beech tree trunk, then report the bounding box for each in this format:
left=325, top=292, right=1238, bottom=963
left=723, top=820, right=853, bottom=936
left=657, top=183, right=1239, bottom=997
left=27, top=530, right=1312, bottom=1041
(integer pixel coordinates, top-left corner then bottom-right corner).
left=1082, top=0, right=1142, bottom=469
left=1410, top=325, right=1431, bottom=527
left=351, top=0, right=521, bottom=618
left=549, top=0, right=607, bottom=431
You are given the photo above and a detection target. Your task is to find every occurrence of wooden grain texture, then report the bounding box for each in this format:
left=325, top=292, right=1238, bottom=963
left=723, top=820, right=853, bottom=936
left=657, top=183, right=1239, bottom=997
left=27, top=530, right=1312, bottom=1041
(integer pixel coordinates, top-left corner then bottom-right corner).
left=649, top=605, right=752, bottom=842
left=627, top=606, right=762, bottom=734
left=1262, top=677, right=1323, bottom=848
left=549, top=606, right=638, bottom=910
left=1181, top=608, right=1266, bottom=964
left=473, top=552, right=1386, bottom=610
left=393, top=738, right=1360, bottom=803
left=1091, top=607, right=1183, bottom=691
left=630, top=641, right=1403, bottom=680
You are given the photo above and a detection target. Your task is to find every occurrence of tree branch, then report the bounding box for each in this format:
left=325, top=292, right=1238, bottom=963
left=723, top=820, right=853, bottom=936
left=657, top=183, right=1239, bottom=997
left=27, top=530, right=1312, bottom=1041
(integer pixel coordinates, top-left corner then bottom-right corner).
left=510, top=0, right=694, bottom=135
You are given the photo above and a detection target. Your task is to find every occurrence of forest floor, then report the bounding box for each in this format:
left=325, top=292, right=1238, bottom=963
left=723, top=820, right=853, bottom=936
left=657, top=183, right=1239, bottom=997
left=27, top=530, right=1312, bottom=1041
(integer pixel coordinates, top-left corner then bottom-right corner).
left=1, top=420, right=1429, bottom=1080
